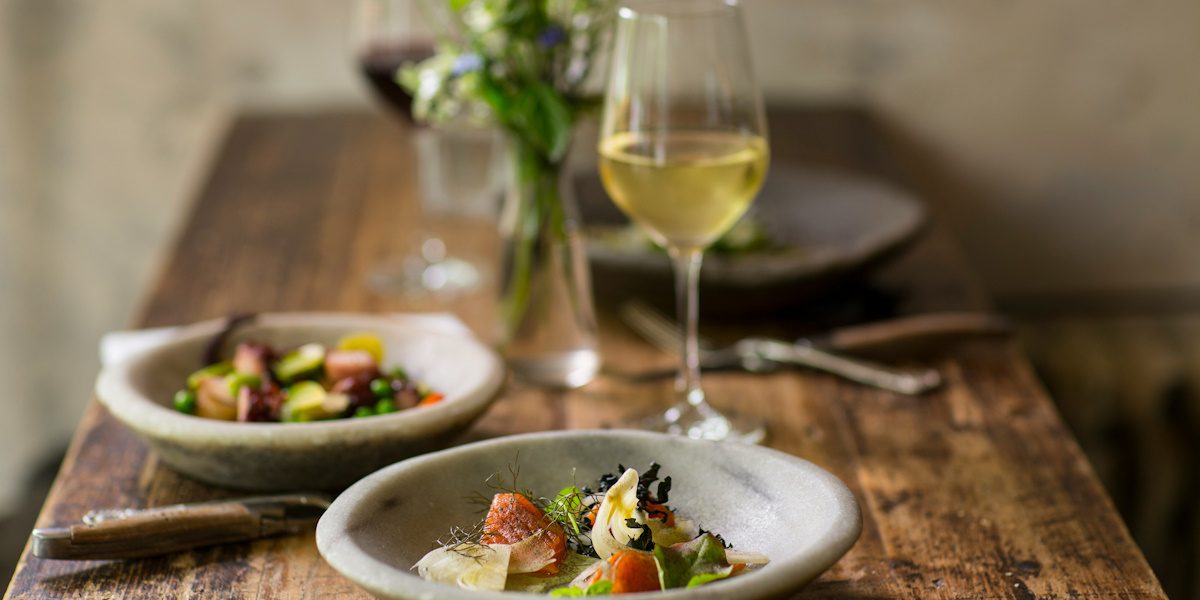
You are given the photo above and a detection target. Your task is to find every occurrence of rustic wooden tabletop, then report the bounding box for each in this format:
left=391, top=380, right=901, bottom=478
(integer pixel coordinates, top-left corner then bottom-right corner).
left=4, top=108, right=1166, bottom=599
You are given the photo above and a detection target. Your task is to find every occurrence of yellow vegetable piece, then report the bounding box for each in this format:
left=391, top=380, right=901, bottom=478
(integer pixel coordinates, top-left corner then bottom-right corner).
left=336, top=332, right=384, bottom=364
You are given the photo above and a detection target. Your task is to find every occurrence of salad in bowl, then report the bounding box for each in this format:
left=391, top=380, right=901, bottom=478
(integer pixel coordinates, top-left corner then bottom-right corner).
left=415, top=463, right=768, bottom=595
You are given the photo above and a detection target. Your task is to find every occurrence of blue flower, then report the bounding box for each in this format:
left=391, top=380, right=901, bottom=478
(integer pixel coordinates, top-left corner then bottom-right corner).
left=537, top=25, right=567, bottom=48
left=451, top=53, right=483, bottom=76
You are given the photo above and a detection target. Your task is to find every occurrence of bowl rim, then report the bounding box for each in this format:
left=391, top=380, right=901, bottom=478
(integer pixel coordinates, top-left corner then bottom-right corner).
left=316, top=429, right=862, bottom=599
left=94, top=312, right=506, bottom=447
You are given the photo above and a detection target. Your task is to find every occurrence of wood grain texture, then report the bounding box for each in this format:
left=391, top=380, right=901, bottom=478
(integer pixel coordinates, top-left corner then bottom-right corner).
left=4, top=109, right=1164, bottom=599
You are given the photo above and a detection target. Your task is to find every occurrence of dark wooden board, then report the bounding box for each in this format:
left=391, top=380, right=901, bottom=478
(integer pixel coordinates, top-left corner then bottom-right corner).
left=4, top=109, right=1164, bottom=599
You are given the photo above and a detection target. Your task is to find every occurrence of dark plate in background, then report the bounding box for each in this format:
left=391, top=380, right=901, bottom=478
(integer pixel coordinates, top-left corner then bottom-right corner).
left=576, top=163, right=928, bottom=315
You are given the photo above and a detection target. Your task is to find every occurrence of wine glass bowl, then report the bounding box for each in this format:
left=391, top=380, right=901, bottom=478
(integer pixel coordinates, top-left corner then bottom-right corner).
left=599, top=0, right=769, bottom=442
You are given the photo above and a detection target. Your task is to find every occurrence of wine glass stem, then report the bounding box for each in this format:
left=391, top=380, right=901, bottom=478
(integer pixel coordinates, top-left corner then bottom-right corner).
left=671, top=247, right=705, bottom=407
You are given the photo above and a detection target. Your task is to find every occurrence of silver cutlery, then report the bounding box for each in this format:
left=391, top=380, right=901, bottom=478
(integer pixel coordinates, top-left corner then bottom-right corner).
left=614, top=301, right=1008, bottom=395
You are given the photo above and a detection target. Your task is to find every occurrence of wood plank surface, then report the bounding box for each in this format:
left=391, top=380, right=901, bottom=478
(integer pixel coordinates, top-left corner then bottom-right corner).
left=5, top=109, right=1165, bottom=599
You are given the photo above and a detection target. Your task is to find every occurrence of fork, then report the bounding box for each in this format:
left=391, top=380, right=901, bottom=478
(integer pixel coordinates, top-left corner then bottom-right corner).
left=619, top=301, right=943, bottom=396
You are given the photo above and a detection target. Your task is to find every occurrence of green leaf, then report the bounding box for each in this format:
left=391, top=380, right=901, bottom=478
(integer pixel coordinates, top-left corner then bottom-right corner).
left=584, top=580, right=613, bottom=595
left=530, top=81, right=573, bottom=161
left=686, top=572, right=730, bottom=588
left=550, top=486, right=585, bottom=536
left=547, top=579, right=612, bottom=596
left=652, top=534, right=734, bottom=590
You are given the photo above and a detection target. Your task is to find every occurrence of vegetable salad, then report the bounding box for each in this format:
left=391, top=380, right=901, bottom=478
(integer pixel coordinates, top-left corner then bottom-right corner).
left=416, top=463, right=768, bottom=595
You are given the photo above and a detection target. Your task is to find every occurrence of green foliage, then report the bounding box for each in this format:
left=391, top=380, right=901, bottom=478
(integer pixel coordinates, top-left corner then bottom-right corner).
left=400, top=0, right=614, bottom=164
left=548, top=579, right=613, bottom=596
left=653, top=534, right=734, bottom=590
left=686, top=572, right=730, bottom=588
left=545, top=486, right=587, bottom=537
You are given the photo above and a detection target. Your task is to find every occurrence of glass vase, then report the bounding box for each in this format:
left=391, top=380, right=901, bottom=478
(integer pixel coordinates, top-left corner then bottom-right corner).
left=497, top=135, right=600, bottom=388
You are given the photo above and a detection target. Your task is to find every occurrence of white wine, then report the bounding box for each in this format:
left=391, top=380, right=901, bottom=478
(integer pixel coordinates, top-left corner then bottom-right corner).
left=598, top=130, right=769, bottom=250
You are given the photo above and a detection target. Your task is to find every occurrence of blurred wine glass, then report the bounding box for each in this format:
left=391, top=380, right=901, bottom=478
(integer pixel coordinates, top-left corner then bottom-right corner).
left=599, top=0, right=769, bottom=442
left=352, top=0, right=505, bottom=297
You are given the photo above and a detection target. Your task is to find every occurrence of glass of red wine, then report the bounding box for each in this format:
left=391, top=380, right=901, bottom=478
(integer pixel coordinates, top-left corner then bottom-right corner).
left=352, top=0, right=505, bottom=297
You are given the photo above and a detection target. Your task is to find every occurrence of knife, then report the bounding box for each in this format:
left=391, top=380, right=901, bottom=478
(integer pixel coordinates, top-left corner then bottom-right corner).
left=610, top=312, right=1010, bottom=389
left=808, top=312, right=1012, bottom=359
left=31, top=493, right=331, bottom=560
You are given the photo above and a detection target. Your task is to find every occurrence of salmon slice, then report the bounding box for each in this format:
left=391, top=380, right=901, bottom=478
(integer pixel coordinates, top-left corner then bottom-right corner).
left=481, top=493, right=566, bottom=575
left=607, top=549, right=662, bottom=594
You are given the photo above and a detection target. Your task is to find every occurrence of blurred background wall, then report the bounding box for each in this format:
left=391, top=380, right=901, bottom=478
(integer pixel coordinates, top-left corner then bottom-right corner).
left=1, top=0, right=1197, bottom=594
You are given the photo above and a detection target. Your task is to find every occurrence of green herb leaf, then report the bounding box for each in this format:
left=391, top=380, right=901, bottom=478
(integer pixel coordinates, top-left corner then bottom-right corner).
left=653, top=534, right=734, bottom=590
left=529, top=81, right=573, bottom=162
left=549, top=486, right=585, bottom=536
left=549, top=588, right=583, bottom=597
left=584, top=579, right=613, bottom=595
left=686, top=572, right=730, bottom=588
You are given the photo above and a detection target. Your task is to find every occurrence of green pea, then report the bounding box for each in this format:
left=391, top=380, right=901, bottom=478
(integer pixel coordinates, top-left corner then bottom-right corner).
left=369, top=378, right=393, bottom=398
left=354, top=406, right=375, bottom=418
left=375, top=398, right=397, bottom=414
left=390, top=367, right=409, bottom=381
left=173, top=390, right=197, bottom=414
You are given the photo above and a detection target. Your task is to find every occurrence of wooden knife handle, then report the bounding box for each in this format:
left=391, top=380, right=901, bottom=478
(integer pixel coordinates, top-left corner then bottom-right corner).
left=39, top=503, right=266, bottom=560
left=825, top=312, right=1012, bottom=358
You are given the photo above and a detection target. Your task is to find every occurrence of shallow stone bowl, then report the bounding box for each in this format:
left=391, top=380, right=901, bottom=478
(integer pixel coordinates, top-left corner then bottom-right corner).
left=95, top=313, right=505, bottom=490
left=316, top=430, right=861, bottom=599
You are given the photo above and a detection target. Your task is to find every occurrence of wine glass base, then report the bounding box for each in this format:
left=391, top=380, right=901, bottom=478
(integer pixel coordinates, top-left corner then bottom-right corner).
left=367, top=256, right=482, bottom=297
left=630, top=404, right=767, bottom=445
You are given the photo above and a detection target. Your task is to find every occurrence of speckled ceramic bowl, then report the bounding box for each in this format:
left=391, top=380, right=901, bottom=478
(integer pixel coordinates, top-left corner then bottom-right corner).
left=316, top=430, right=861, bottom=599
left=95, top=313, right=505, bottom=490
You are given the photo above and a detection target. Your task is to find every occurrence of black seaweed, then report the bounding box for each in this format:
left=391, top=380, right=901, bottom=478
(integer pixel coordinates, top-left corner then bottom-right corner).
left=623, top=518, right=655, bottom=551
left=596, top=462, right=672, bottom=506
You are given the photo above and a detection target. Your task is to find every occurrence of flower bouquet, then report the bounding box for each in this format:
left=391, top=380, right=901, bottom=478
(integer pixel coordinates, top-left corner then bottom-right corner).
left=400, top=0, right=614, bottom=387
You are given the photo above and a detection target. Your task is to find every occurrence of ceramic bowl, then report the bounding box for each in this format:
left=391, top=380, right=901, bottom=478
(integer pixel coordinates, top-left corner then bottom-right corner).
left=95, top=313, right=505, bottom=490
left=316, top=430, right=861, bottom=599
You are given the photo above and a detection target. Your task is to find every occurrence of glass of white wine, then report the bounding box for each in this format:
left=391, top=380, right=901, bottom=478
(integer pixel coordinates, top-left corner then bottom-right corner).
left=598, top=0, right=769, bottom=442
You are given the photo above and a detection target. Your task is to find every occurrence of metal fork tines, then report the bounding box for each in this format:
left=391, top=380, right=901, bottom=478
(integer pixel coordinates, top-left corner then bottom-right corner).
left=619, top=301, right=942, bottom=395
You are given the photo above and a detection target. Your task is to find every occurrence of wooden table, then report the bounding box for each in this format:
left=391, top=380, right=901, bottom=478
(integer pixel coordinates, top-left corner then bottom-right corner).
left=5, top=109, right=1166, bottom=599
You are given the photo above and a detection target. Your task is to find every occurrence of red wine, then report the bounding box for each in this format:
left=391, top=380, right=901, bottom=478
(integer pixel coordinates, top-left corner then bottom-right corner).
left=359, top=42, right=436, bottom=121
